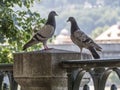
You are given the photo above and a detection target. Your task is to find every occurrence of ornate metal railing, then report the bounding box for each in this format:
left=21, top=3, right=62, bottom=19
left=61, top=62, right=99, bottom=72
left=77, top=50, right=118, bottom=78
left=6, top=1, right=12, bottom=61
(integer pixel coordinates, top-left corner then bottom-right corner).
left=61, top=58, right=120, bottom=90
left=0, top=64, right=17, bottom=90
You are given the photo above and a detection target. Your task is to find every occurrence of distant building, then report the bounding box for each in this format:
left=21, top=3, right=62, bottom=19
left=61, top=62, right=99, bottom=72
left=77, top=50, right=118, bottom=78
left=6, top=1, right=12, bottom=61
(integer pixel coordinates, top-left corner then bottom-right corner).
left=95, top=23, right=120, bottom=58
left=95, top=23, right=120, bottom=43
left=53, top=29, right=72, bottom=44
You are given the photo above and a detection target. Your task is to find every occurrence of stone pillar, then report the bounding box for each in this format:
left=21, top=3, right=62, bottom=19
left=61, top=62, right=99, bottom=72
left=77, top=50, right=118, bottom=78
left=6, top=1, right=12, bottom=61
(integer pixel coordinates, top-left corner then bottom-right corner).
left=13, top=49, right=91, bottom=90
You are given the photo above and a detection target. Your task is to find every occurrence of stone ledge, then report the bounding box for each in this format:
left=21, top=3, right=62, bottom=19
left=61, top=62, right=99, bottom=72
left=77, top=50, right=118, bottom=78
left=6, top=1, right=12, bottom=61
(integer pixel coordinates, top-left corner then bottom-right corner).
left=13, top=49, right=91, bottom=90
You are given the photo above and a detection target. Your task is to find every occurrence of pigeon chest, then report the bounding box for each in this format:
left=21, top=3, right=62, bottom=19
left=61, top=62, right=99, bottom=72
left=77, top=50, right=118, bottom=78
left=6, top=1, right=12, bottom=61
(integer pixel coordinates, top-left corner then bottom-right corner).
left=38, top=25, right=55, bottom=38
left=71, top=35, right=84, bottom=48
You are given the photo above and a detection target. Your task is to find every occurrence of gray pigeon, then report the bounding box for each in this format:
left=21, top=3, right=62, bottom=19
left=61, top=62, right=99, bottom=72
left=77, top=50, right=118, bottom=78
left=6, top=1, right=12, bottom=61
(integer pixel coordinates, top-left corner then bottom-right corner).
left=67, top=17, right=102, bottom=59
left=23, top=11, right=58, bottom=50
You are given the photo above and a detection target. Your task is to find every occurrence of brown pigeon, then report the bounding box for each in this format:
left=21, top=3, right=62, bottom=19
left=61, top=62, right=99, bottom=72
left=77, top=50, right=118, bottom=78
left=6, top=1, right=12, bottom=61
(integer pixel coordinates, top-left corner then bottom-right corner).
left=67, top=17, right=102, bottom=59
left=23, top=11, right=58, bottom=50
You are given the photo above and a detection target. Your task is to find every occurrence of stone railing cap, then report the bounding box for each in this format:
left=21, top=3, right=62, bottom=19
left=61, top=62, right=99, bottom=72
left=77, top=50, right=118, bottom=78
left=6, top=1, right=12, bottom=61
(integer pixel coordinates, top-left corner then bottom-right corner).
left=14, top=48, right=81, bottom=54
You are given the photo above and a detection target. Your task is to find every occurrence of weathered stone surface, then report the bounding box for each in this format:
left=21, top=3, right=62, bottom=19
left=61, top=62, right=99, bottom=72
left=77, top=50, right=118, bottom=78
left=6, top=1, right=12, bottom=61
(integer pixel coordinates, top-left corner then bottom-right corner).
left=13, top=49, right=91, bottom=90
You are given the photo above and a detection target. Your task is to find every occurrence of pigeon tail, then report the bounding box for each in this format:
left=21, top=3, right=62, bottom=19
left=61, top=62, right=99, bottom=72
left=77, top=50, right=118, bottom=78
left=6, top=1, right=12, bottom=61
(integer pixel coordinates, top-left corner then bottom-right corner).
left=94, top=43, right=102, bottom=52
left=23, top=43, right=29, bottom=50
left=23, top=39, right=37, bottom=50
left=88, top=47, right=100, bottom=59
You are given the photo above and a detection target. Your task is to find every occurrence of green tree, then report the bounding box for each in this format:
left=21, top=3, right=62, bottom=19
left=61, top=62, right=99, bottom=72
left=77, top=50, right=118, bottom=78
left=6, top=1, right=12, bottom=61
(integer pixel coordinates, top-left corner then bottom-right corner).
left=91, top=26, right=109, bottom=39
left=0, top=0, right=45, bottom=63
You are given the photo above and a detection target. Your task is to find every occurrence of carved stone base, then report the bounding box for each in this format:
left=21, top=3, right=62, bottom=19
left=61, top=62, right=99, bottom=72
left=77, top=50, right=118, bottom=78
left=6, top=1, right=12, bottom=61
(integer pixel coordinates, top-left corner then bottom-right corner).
left=13, top=49, right=91, bottom=90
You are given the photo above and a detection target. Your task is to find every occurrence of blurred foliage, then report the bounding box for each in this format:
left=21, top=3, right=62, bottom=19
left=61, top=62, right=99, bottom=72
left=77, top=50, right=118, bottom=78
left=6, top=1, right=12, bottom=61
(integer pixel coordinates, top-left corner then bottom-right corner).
left=0, top=46, right=13, bottom=63
left=63, top=7, right=120, bottom=35
left=91, top=26, right=109, bottom=39
left=0, top=0, right=46, bottom=63
left=40, top=0, right=120, bottom=35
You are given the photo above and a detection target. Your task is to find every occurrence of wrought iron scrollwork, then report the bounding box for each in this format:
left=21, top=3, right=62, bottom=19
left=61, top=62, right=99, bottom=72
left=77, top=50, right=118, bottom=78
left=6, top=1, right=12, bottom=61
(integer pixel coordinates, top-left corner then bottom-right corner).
left=67, top=68, right=120, bottom=90
left=61, top=59, right=120, bottom=90
left=0, top=64, right=18, bottom=90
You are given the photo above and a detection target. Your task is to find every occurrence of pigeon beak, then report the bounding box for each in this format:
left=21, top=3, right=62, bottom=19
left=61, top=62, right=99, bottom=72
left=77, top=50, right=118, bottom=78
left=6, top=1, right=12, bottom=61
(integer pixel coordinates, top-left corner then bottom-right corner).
left=67, top=19, right=69, bottom=22
left=55, top=13, right=58, bottom=16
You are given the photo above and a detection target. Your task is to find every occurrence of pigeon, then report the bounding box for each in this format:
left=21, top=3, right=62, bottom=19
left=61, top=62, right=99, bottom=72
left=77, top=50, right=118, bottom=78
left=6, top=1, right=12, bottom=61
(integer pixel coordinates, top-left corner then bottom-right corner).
left=23, top=11, right=58, bottom=50
left=67, top=17, right=102, bottom=59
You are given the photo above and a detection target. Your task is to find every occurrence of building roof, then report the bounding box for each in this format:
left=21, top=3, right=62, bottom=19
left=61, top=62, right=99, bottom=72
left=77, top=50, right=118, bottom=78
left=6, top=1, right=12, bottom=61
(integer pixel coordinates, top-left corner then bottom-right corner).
left=53, top=29, right=72, bottom=44
left=95, top=23, right=120, bottom=43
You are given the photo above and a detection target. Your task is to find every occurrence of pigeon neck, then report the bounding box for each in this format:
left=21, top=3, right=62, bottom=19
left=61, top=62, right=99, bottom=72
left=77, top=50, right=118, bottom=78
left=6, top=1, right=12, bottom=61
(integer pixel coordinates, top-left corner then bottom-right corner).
left=71, top=20, right=79, bottom=34
left=46, top=15, right=56, bottom=29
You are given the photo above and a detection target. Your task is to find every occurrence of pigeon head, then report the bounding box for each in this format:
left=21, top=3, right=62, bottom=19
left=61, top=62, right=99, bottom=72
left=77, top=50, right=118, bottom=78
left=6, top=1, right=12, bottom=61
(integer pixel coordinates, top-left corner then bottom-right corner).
left=46, top=11, right=58, bottom=29
left=49, top=11, right=58, bottom=16
left=67, top=17, right=79, bottom=33
left=67, top=17, right=75, bottom=22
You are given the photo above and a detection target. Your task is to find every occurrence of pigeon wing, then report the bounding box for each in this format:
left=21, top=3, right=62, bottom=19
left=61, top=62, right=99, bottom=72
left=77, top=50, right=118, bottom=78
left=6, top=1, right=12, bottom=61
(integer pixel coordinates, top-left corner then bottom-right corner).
left=37, top=25, right=54, bottom=38
left=74, top=30, right=102, bottom=51
left=33, top=25, right=55, bottom=41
